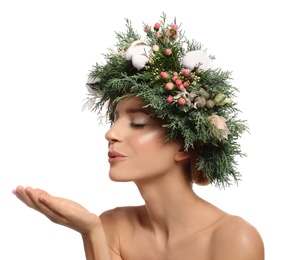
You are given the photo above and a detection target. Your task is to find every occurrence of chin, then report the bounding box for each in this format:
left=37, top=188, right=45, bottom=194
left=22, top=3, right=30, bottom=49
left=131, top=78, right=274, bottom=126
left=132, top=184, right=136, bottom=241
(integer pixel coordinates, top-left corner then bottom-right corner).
left=108, top=171, right=131, bottom=182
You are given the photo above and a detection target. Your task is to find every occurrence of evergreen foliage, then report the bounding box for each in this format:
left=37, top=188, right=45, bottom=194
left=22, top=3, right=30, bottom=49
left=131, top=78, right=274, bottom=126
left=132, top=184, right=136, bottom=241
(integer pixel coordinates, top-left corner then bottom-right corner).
left=85, top=13, right=249, bottom=188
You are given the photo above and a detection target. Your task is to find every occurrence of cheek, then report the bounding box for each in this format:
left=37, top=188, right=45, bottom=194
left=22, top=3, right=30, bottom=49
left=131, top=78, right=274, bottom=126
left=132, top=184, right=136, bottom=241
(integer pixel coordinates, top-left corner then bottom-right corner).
left=133, top=128, right=167, bottom=150
left=136, top=130, right=161, bottom=145
left=130, top=130, right=167, bottom=163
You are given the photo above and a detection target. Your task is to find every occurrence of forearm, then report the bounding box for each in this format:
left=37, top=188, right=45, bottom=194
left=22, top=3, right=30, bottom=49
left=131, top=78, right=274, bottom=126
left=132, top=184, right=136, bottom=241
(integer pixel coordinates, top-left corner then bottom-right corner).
left=82, top=222, right=112, bottom=260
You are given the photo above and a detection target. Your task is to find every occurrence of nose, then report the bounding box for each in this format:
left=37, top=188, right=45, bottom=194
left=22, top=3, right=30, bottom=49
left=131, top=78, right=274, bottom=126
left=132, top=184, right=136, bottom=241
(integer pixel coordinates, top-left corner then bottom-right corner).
left=105, top=121, right=122, bottom=144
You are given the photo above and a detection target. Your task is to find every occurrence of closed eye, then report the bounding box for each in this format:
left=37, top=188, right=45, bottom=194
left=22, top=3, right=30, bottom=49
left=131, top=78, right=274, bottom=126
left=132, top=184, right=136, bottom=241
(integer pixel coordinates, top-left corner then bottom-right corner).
left=130, top=123, right=145, bottom=128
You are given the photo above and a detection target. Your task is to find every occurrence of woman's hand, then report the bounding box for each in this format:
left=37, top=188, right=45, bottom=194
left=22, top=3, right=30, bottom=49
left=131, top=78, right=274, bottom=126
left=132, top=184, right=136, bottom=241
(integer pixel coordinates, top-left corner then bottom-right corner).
left=12, top=186, right=101, bottom=236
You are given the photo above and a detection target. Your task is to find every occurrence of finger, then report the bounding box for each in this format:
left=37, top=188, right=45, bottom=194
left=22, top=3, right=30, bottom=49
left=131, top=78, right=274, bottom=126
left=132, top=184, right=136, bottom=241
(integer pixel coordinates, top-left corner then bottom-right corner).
left=13, top=186, right=78, bottom=228
left=13, top=186, right=40, bottom=210
left=38, top=194, right=93, bottom=231
left=37, top=193, right=68, bottom=224
left=42, top=201, right=92, bottom=233
left=14, top=186, right=56, bottom=219
left=25, top=188, right=63, bottom=219
left=39, top=193, right=82, bottom=225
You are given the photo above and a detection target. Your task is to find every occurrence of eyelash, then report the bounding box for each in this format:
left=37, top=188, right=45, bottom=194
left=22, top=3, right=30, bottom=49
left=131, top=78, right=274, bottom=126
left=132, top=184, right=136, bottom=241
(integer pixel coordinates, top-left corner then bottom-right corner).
left=130, top=123, right=145, bottom=128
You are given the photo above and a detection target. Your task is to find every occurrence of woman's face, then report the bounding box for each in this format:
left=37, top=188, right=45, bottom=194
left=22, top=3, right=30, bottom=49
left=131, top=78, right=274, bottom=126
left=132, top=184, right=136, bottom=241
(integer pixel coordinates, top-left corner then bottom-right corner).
left=105, top=97, right=184, bottom=183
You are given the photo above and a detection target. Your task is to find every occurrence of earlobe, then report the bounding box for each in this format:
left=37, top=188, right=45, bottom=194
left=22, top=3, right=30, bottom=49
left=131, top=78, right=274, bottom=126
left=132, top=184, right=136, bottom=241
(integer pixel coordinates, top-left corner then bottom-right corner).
left=175, top=148, right=191, bottom=162
left=175, top=146, right=209, bottom=185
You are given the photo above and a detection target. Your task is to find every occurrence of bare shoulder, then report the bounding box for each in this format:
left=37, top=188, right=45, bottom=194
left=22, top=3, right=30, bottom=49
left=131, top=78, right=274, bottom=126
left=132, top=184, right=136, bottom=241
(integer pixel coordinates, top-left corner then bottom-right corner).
left=211, top=215, right=264, bottom=259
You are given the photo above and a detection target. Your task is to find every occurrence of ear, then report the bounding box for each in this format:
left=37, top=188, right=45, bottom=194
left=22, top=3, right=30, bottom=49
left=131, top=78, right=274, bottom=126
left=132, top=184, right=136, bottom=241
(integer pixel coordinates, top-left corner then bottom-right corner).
left=174, top=148, right=191, bottom=162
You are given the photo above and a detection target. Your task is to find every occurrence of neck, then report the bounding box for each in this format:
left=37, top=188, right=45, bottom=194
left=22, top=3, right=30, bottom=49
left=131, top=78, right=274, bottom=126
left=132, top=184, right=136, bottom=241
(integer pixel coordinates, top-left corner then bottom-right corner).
left=134, top=169, right=203, bottom=238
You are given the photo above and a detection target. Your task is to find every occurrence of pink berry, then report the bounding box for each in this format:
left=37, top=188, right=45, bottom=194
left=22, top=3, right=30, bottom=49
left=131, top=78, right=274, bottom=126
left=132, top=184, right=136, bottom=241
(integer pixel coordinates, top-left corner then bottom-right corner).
left=144, top=25, right=151, bottom=32
left=181, top=69, right=191, bottom=77
left=171, top=34, right=178, bottom=39
left=165, top=29, right=171, bottom=36
left=183, top=81, right=189, bottom=87
left=178, top=97, right=186, bottom=105
left=154, top=23, right=161, bottom=30
left=156, top=32, right=162, bottom=38
left=165, top=48, right=172, bottom=55
left=172, top=24, right=178, bottom=31
left=160, top=71, right=168, bottom=79
left=175, top=79, right=182, bottom=87
left=167, top=96, right=173, bottom=103
left=166, top=82, right=174, bottom=90
left=152, top=44, right=159, bottom=52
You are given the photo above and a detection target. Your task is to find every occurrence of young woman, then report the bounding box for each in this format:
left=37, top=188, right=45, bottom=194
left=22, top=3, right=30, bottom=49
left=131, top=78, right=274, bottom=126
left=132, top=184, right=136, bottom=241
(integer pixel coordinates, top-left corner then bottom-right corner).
left=13, top=13, right=264, bottom=259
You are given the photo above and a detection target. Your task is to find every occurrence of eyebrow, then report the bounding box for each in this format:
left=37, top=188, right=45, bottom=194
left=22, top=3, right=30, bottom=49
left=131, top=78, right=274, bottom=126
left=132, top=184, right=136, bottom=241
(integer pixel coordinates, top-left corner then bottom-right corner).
left=114, top=107, right=150, bottom=116
left=126, top=107, right=150, bottom=114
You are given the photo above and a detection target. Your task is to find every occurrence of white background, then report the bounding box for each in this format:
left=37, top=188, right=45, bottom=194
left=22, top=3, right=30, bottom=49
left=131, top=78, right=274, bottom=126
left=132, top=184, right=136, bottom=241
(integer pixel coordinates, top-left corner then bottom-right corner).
left=1, top=0, right=282, bottom=259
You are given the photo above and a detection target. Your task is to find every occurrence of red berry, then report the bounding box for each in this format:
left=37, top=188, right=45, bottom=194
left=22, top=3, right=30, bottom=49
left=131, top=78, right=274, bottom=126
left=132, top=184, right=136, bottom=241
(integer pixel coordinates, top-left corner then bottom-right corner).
left=165, top=48, right=172, bottom=55
left=160, top=71, right=168, bottom=79
left=154, top=23, right=161, bottom=30
left=166, top=82, right=174, bottom=90
left=144, top=25, right=151, bottom=32
left=175, top=79, right=182, bottom=87
left=178, top=97, right=186, bottom=105
left=183, top=81, right=189, bottom=87
left=156, top=32, right=162, bottom=38
left=167, top=96, right=173, bottom=103
left=172, top=24, right=178, bottom=31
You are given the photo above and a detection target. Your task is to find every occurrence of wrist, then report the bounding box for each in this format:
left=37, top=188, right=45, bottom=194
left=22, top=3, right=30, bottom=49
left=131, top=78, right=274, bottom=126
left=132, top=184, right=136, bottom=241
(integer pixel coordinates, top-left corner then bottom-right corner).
left=81, top=218, right=103, bottom=238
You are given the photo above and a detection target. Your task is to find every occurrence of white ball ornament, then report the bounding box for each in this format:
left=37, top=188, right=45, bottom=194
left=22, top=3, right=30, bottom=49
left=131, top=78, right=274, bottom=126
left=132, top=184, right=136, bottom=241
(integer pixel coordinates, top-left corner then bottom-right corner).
left=182, top=50, right=213, bottom=72
left=125, top=44, right=151, bottom=70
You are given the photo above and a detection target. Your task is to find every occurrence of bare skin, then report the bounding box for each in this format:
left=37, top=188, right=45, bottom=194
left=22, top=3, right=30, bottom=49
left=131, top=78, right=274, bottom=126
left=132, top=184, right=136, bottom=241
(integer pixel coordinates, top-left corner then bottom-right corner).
left=13, top=97, right=264, bottom=259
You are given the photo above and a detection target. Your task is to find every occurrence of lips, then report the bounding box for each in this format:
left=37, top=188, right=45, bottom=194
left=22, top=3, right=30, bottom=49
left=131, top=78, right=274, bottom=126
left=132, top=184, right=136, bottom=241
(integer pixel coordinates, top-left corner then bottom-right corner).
left=108, top=151, right=126, bottom=163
